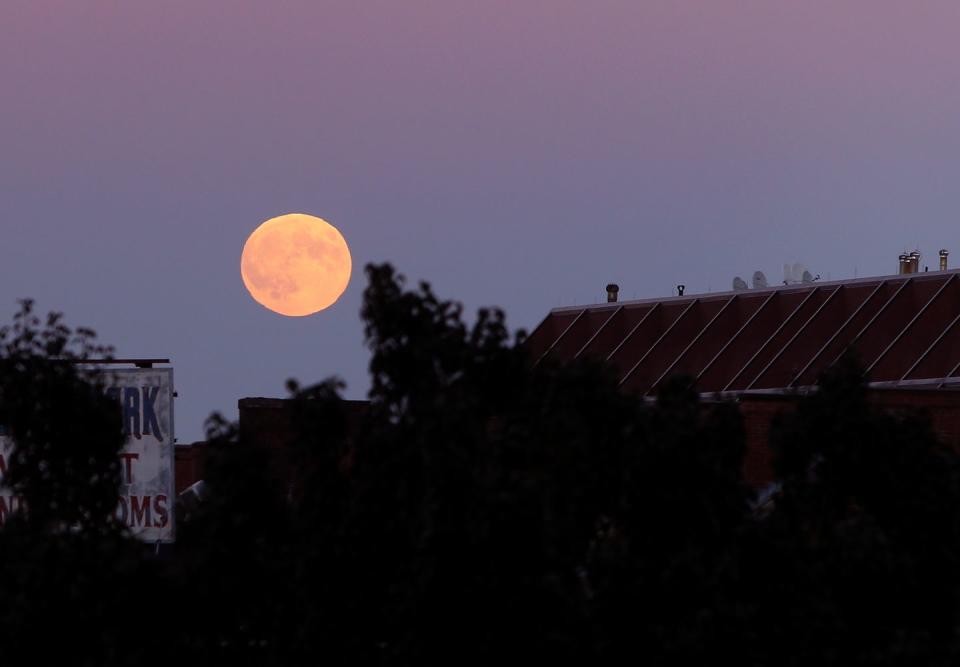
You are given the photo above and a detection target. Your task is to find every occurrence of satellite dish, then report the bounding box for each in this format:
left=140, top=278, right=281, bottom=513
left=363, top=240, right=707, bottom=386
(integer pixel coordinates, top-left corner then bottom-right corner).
left=752, top=271, right=768, bottom=289
left=801, top=270, right=814, bottom=284
left=792, top=262, right=805, bottom=283
left=733, top=276, right=749, bottom=291
left=783, top=262, right=808, bottom=285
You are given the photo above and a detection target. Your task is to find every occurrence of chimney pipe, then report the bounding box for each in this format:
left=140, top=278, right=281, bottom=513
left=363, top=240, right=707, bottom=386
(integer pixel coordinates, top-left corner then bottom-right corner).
left=898, top=253, right=908, bottom=274
left=910, top=251, right=921, bottom=274
left=677, top=284, right=685, bottom=296
left=606, top=283, right=619, bottom=303
left=940, top=249, right=949, bottom=271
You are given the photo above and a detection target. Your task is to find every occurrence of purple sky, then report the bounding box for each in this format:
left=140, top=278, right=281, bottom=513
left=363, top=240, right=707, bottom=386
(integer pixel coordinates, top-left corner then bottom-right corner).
left=4, top=1, right=960, bottom=441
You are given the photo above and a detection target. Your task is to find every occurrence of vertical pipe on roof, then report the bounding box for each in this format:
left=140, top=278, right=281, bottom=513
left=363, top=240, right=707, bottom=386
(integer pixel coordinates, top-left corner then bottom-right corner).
left=909, top=251, right=921, bottom=273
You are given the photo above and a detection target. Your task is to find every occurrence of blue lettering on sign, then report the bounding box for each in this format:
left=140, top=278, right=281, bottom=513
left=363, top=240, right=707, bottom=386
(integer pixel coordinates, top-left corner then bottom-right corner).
left=141, top=386, right=162, bottom=438
left=105, top=387, right=165, bottom=441
left=123, top=388, right=141, bottom=437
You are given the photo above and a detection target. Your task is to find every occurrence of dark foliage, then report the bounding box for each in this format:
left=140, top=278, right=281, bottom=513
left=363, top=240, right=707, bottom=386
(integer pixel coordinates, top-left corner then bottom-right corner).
left=746, top=355, right=960, bottom=666
left=163, top=265, right=751, bottom=664
left=2, top=269, right=960, bottom=666
left=0, top=301, right=158, bottom=667
left=0, top=300, right=124, bottom=531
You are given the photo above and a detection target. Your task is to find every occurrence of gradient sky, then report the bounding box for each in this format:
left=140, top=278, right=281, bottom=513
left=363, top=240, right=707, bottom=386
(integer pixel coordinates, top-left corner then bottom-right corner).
left=4, top=1, right=960, bottom=441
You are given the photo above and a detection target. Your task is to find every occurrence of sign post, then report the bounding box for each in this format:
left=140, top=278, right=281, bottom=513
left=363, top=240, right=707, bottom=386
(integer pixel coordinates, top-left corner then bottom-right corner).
left=0, top=365, right=176, bottom=543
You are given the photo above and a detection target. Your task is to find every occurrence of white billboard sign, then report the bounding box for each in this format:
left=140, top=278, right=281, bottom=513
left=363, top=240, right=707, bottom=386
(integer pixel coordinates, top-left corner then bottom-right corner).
left=0, top=366, right=176, bottom=543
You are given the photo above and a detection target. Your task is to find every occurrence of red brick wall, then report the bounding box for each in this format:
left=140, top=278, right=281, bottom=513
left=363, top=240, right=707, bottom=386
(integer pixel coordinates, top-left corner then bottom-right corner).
left=735, top=396, right=795, bottom=488
left=731, top=389, right=960, bottom=488
left=174, top=442, right=207, bottom=494
left=173, top=390, right=960, bottom=494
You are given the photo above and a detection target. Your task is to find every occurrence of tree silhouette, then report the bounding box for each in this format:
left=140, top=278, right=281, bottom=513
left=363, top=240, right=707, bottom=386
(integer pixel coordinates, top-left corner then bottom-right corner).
left=173, top=265, right=751, bottom=664
left=0, top=300, right=159, bottom=667
left=748, top=355, right=960, bottom=666
left=5, top=269, right=960, bottom=666
left=0, top=300, right=123, bottom=531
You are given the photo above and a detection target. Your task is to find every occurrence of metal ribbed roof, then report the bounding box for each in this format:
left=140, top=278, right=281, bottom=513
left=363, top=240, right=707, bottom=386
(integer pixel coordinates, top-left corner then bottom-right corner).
left=526, top=269, right=960, bottom=394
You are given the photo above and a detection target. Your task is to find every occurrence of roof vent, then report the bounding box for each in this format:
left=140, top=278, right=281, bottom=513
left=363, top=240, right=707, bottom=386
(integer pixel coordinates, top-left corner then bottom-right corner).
left=899, top=252, right=921, bottom=274
left=910, top=251, right=921, bottom=274
left=606, top=283, right=619, bottom=303
left=940, top=249, right=949, bottom=271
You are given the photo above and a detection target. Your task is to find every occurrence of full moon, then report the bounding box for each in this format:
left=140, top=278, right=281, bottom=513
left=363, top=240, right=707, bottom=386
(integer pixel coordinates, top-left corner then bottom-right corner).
left=240, top=213, right=352, bottom=317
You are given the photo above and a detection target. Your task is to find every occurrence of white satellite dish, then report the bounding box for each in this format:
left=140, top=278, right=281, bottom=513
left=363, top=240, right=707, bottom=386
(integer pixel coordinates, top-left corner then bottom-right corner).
left=733, top=276, right=749, bottom=291
left=792, top=262, right=805, bottom=283
left=753, top=271, right=768, bottom=289
left=783, top=262, right=808, bottom=285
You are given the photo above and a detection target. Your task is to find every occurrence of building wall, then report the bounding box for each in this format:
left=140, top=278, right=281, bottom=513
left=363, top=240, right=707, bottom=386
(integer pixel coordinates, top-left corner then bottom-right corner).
left=174, top=442, right=207, bottom=495
left=733, top=388, right=960, bottom=488
left=172, top=390, right=960, bottom=494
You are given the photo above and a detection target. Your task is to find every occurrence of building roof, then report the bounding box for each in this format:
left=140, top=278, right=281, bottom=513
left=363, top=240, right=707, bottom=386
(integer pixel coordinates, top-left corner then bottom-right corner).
left=526, top=268, right=960, bottom=395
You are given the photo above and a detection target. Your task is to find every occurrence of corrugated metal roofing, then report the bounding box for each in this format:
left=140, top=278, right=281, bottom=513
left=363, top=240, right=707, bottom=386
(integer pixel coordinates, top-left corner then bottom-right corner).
left=527, top=269, right=960, bottom=395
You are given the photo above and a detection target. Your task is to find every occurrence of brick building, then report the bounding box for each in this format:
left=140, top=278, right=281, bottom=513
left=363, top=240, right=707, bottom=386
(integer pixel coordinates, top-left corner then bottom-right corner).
left=176, top=263, right=960, bottom=495
left=174, top=398, right=368, bottom=495
left=525, top=265, right=960, bottom=486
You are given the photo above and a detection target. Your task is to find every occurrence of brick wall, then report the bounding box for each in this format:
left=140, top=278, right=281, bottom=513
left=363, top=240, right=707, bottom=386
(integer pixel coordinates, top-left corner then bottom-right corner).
left=731, top=388, right=960, bottom=488
left=174, top=442, right=207, bottom=494
left=173, top=390, right=960, bottom=494
left=735, top=395, right=795, bottom=488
